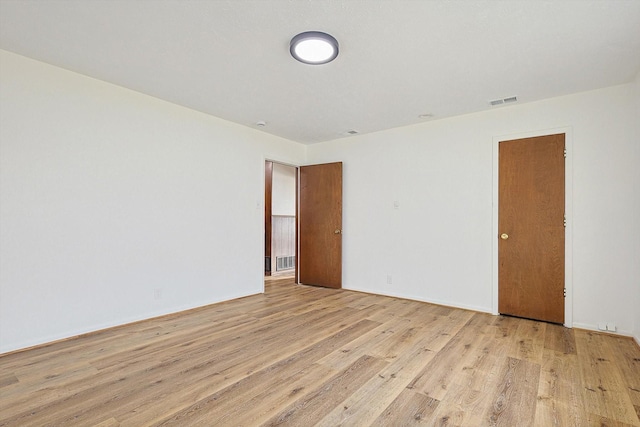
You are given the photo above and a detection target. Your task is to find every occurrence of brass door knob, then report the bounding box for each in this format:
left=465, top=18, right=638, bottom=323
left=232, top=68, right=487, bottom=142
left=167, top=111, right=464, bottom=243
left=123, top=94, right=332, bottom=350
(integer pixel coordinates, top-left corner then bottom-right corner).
left=334, top=229, right=342, bottom=234
left=500, top=233, right=509, bottom=240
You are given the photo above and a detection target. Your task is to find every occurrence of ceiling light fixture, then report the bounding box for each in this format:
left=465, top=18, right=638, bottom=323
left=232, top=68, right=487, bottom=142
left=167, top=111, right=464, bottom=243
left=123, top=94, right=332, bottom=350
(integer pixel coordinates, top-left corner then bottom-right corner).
left=290, top=31, right=339, bottom=65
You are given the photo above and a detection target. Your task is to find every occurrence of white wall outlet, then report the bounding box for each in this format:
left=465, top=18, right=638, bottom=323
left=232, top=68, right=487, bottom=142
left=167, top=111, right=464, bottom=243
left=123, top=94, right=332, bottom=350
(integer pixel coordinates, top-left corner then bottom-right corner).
left=598, top=322, right=617, bottom=332
left=154, top=288, right=162, bottom=300
left=386, top=275, right=392, bottom=285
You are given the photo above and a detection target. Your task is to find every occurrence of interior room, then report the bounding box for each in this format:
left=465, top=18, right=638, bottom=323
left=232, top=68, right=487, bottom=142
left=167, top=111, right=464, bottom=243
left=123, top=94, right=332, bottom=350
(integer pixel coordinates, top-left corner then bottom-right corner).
left=1, top=1, right=639, bottom=425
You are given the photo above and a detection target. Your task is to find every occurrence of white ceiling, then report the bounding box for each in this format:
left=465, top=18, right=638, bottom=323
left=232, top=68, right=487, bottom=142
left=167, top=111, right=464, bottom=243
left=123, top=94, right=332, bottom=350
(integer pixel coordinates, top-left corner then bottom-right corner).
left=1, top=0, right=639, bottom=144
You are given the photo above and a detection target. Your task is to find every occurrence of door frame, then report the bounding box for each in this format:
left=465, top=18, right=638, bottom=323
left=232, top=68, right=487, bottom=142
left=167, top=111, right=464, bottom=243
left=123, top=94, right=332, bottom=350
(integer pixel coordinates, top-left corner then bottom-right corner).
left=262, top=157, right=300, bottom=293
left=492, top=127, right=573, bottom=327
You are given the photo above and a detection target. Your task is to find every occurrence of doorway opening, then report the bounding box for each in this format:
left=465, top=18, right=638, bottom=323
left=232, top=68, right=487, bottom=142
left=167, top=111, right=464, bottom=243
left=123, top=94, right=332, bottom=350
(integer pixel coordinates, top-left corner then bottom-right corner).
left=265, top=161, right=297, bottom=281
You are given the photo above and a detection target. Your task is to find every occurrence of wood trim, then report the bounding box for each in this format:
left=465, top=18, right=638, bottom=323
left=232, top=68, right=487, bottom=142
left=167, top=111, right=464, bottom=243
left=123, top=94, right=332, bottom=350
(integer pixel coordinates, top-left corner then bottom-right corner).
left=295, top=166, right=299, bottom=284
left=264, top=161, right=273, bottom=276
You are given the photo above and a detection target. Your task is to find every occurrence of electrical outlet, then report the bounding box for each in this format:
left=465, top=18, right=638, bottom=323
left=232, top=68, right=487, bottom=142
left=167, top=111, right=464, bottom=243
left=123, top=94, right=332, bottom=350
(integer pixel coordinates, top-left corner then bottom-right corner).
left=386, top=275, right=392, bottom=285
left=598, top=322, right=617, bottom=332
left=154, top=288, right=162, bottom=300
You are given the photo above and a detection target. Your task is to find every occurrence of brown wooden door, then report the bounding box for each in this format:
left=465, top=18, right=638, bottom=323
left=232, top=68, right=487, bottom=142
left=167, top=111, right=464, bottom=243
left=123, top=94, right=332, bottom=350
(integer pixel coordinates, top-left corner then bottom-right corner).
left=298, top=162, right=342, bottom=288
left=499, top=134, right=565, bottom=323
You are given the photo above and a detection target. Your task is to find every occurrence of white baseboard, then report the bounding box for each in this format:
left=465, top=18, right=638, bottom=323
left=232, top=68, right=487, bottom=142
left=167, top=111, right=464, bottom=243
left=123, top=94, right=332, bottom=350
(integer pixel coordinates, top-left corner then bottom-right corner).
left=572, top=322, right=634, bottom=339
left=343, top=286, right=492, bottom=314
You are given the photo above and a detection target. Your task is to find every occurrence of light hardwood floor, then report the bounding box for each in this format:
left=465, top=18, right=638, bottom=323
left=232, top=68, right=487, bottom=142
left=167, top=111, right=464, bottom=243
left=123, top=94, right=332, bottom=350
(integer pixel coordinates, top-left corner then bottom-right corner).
left=1, top=277, right=639, bottom=426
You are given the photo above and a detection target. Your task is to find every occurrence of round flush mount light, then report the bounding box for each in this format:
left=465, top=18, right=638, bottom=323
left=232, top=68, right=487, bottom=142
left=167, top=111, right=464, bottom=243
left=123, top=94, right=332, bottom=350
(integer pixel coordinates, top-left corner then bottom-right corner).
left=290, top=31, right=339, bottom=65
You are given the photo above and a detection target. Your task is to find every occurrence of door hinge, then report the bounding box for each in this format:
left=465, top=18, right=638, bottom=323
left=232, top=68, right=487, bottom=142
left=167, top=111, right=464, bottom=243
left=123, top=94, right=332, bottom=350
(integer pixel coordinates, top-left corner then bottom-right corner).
left=564, top=288, right=567, bottom=298
left=563, top=214, right=567, bottom=228
left=563, top=148, right=567, bottom=158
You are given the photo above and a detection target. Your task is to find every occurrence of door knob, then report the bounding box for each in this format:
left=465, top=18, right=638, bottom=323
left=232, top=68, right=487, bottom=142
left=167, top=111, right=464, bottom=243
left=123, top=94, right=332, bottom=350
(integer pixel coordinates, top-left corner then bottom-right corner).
left=500, top=233, right=509, bottom=240
left=335, top=229, right=342, bottom=234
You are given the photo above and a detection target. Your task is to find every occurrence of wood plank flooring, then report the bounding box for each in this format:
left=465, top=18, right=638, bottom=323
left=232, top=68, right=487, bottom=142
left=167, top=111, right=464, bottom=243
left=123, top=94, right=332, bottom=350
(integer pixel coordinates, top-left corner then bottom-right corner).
left=1, top=277, right=639, bottom=426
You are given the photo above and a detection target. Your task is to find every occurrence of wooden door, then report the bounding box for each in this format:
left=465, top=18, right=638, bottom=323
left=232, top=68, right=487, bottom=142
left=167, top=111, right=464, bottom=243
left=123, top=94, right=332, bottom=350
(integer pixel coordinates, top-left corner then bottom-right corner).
left=298, top=162, right=342, bottom=288
left=499, top=134, right=565, bottom=323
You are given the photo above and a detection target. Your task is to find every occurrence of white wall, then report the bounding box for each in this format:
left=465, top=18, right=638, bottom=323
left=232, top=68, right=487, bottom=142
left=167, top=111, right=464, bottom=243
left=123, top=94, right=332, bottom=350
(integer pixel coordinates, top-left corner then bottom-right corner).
left=308, top=82, right=640, bottom=337
left=2, top=48, right=638, bottom=353
left=0, top=50, right=306, bottom=353
left=271, top=163, right=296, bottom=216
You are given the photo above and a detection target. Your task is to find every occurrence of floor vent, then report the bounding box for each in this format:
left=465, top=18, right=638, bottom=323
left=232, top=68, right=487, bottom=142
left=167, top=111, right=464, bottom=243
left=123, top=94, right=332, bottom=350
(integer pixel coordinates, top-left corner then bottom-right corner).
left=276, top=256, right=295, bottom=271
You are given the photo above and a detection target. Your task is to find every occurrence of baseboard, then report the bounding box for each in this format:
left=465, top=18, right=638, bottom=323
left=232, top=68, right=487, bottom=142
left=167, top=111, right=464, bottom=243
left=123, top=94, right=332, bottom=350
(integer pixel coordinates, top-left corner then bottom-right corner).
left=0, top=290, right=261, bottom=356
left=572, top=322, right=634, bottom=339
left=343, top=286, right=492, bottom=315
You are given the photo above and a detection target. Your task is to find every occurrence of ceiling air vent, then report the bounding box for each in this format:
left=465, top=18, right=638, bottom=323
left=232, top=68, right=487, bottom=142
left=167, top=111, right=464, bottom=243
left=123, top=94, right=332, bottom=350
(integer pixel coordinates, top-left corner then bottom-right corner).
left=489, top=96, right=518, bottom=106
